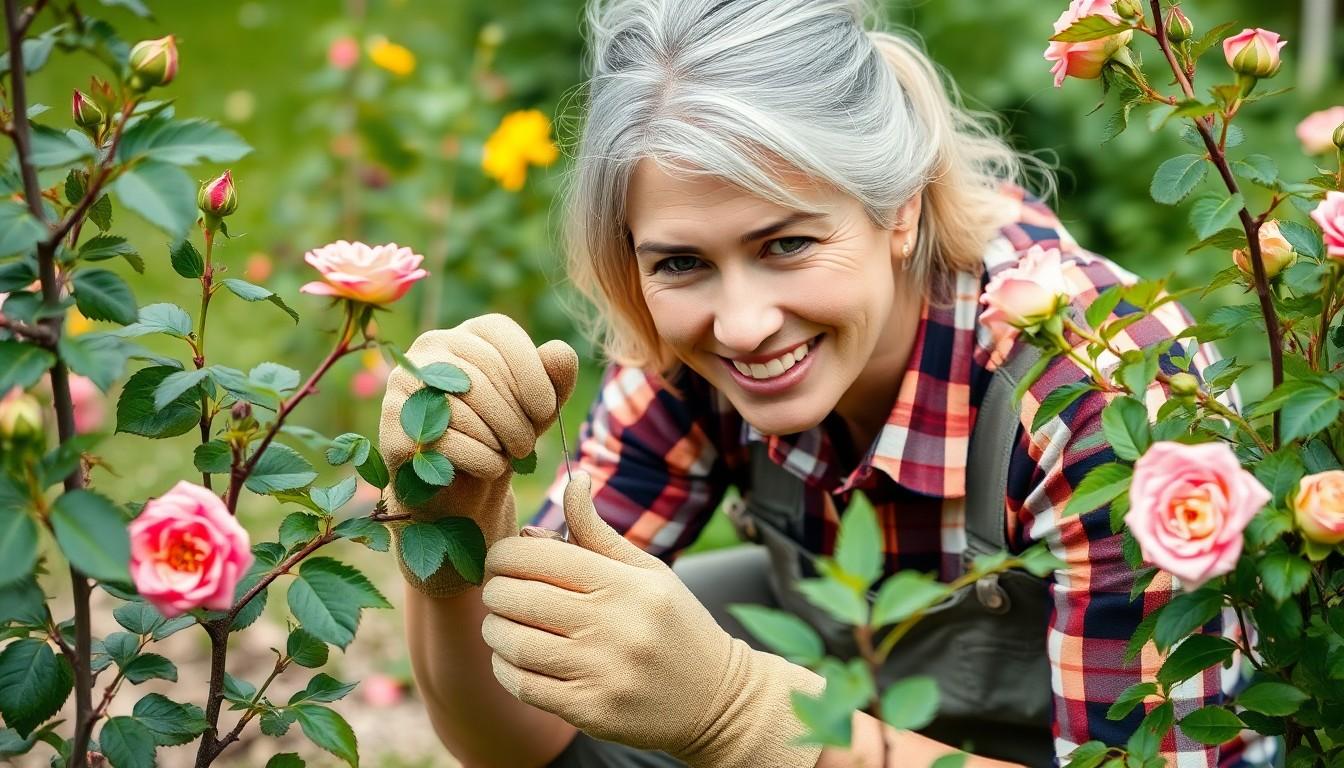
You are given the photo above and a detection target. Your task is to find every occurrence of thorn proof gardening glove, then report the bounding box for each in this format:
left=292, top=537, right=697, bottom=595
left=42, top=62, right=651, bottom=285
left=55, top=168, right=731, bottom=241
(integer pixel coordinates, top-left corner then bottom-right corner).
left=480, top=472, right=826, bottom=768
left=379, top=313, right=578, bottom=597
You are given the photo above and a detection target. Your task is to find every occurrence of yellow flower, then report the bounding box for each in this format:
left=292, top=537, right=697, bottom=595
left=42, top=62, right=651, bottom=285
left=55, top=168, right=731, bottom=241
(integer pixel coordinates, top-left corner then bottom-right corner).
left=67, top=309, right=92, bottom=336
left=369, top=37, right=415, bottom=77
left=482, top=109, right=558, bottom=191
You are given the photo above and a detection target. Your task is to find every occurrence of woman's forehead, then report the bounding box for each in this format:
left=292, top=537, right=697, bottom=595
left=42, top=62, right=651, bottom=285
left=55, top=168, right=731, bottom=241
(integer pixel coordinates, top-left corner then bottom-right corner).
left=626, top=158, right=843, bottom=234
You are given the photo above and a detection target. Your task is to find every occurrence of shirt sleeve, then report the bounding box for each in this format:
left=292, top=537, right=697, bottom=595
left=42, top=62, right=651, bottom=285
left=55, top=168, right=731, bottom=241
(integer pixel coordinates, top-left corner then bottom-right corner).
left=1010, top=270, right=1267, bottom=766
left=527, top=362, right=731, bottom=564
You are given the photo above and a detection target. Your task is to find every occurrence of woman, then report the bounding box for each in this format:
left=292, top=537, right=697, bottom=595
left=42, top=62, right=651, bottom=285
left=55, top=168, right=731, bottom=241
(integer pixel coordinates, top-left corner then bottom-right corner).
left=379, top=1, right=1265, bottom=766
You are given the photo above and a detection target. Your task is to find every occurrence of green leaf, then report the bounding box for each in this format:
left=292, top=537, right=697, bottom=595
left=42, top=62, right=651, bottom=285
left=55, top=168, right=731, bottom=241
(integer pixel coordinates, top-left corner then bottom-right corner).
left=437, top=517, right=487, bottom=585
left=113, top=601, right=168, bottom=635
left=412, top=450, right=456, bottom=487
left=116, top=117, right=252, bottom=165
left=1259, top=551, right=1311, bottom=603
left=1186, top=228, right=1248, bottom=254
left=393, top=463, right=438, bottom=507
left=796, top=577, right=867, bottom=626
left=112, top=160, right=197, bottom=239
left=1032, top=382, right=1095, bottom=432
left=77, top=235, right=142, bottom=274
left=116, top=365, right=201, bottom=438
left=293, top=704, right=358, bottom=767
left=930, top=755, right=968, bottom=768
left=0, top=259, right=37, bottom=292
left=118, top=302, right=192, bottom=339
left=1100, top=397, right=1150, bottom=461
left=72, top=268, right=138, bottom=325
left=169, top=239, right=203, bottom=279
left=870, top=571, right=950, bottom=627
left=1278, top=220, right=1322, bottom=260
left=326, top=433, right=371, bottom=466
left=834, top=496, right=882, bottom=590
left=1177, top=706, right=1243, bottom=746
left=1011, top=353, right=1053, bottom=407
left=1253, top=451, right=1306, bottom=504
left=261, top=710, right=297, bottom=737
left=194, top=440, right=232, bottom=474
left=121, top=653, right=177, bottom=684
left=879, top=675, right=939, bottom=731
left=0, top=26, right=59, bottom=76
left=266, top=753, right=305, bottom=768
left=399, top=522, right=448, bottom=581
left=0, top=576, right=45, bottom=627
left=287, top=557, right=390, bottom=649
left=1280, top=390, right=1340, bottom=444
left=28, top=124, right=93, bottom=168
left=0, top=340, right=56, bottom=392
left=1049, top=14, right=1131, bottom=42
left=357, top=446, right=390, bottom=489
left=311, top=476, right=358, bottom=514
left=246, top=443, right=317, bottom=494
left=0, top=505, right=39, bottom=588
left=333, top=517, right=389, bottom=552
left=725, top=605, right=825, bottom=666
left=1156, top=634, right=1236, bottom=687
left=1153, top=588, right=1223, bottom=652
left=419, top=362, right=471, bottom=393
left=287, top=628, right=329, bottom=668
left=131, top=693, right=207, bottom=747
left=1150, top=154, right=1208, bottom=205
left=0, top=638, right=73, bottom=738
left=400, top=388, right=451, bottom=444
left=153, top=368, right=210, bottom=412
left=250, top=362, right=300, bottom=396
left=1236, top=682, right=1308, bottom=717
left=51, top=489, right=131, bottom=582
left=99, top=716, right=156, bottom=768
left=1062, top=462, right=1132, bottom=518
left=288, top=673, right=357, bottom=705
left=280, top=513, right=321, bottom=551
left=1231, top=155, right=1278, bottom=188
left=89, top=193, right=112, bottom=231
left=1106, top=682, right=1158, bottom=721
left=1188, top=194, right=1244, bottom=240
left=511, top=450, right=538, bottom=475
left=219, top=278, right=299, bottom=323
left=0, top=202, right=45, bottom=260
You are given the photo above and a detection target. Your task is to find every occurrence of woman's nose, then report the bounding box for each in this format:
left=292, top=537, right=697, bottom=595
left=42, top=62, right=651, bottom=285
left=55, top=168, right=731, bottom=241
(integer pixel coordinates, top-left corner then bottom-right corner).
left=711, top=277, right=784, bottom=355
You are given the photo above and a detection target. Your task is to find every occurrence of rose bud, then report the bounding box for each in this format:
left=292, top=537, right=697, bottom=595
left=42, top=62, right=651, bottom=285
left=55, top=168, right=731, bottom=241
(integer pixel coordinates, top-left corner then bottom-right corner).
left=1310, top=191, right=1344, bottom=260
left=1294, top=471, right=1344, bottom=546
left=198, top=170, right=238, bottom=218
left=71, top=89, right=104, bottom=136
left=0, top=387, right=43, bottom=443
left=1223, top=28, right=1286, bottom=79
left=1295, top=106, right=1344, bottom=156
left=1043, top=0, right=1134, bottom=87
left=1233, top=220, right=1297, bottom=279
left=230, top=400, right=252, bottom=422
left=128, top=35, right=179, bottom=91
left=88, top=75, right=117, bottom=113
left=1165, top=7, right=1194, bottom=43
left=1334, top=123, right=1344, bottom=151
left=1167, top=372, right=1200, bottom=400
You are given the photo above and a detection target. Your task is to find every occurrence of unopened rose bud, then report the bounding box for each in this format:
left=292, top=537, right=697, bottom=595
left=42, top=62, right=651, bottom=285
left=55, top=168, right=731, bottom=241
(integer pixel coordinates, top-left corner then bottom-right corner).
left=128, top=35, right=179, bottom=91
left=1334, top=123, right=1344, bottom=151
left=1223, top=28, right=1285, bottom=79
left=1168, top=372, right=1200, bottom=399
left=1113, top=0, right=1143, bottom=23
left=88, top=76, right=117, bottom=112
left=71, top=89, right=104, bottom=135
left=198, top=170, right=238, bottom=219
left=1233, top=220, right=1297, bottom=279
left=0, top=388, right=43, bottom=442
left=1165, top=7, right=1194, bottom=43
left=231, top=401, right=252, bottom=422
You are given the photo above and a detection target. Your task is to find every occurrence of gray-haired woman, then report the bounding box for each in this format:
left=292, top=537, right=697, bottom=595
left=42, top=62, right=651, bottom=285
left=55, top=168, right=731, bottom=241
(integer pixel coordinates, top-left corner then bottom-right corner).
left=381, top=1, right=1267, bottom=766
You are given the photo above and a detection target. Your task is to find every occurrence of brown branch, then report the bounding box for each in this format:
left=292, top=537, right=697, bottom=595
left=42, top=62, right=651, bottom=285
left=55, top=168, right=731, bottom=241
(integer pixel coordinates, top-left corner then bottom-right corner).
left=13, top=0, right=47, bottom=38
left=0, top=314, right=57, bottom=345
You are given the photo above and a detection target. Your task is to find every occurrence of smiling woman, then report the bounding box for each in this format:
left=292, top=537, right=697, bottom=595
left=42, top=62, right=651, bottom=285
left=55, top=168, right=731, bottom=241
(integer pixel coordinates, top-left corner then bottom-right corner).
left=383, top=0, right=1266, bottom=767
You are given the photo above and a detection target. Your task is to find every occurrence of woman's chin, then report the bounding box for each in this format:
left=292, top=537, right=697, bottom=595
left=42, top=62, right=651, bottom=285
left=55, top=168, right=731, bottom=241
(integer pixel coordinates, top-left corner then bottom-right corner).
left=736, top=403, right=826, bottom=438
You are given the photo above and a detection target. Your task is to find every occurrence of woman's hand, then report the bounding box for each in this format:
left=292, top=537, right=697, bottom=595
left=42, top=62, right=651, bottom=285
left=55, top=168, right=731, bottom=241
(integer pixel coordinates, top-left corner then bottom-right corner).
left=379, top=313, right=578, bottom=597
left=480, top=472, right=826, bottom=768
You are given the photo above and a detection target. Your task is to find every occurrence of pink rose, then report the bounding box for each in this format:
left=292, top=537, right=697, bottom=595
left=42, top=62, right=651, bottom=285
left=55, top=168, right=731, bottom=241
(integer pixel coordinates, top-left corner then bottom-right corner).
left=1043, top=0, right=1134, bottom=87
left=979, top=244, right=1072, bottom=342
left=361, top=674, right=406, bottom=707
left=129, top=481, right=254, bottom=618
left=328, top=36, right=360, bottom=71
left=300, top=240, right=428, bottom=306
left=244, top=252, right=273, bottom=283
left=1125, top=441, right=1269, bottom=589
left=1223, top=28, right=1285, bottom=79
left=1296, top=106, right=1344, bottom=156
left=1310, top=191, right=1344, bottom=260
left=67, top=374, right=105, bottom=435
left=1294, top=471, right=1344, bottom=546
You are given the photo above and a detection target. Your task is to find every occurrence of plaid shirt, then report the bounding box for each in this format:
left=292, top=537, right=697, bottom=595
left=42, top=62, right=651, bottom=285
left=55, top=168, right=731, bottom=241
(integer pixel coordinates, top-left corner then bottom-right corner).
left=530, top=185, right=1272, bottom=767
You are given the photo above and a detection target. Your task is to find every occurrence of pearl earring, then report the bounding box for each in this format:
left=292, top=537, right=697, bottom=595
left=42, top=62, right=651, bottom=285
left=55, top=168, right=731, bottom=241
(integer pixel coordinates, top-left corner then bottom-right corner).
left=902, top=237, right=914, bottom=257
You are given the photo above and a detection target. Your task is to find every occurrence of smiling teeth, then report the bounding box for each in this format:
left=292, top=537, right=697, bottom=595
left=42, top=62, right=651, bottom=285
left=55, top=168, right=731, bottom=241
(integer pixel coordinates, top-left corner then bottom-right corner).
left=733, top=343, right=810, bottom=380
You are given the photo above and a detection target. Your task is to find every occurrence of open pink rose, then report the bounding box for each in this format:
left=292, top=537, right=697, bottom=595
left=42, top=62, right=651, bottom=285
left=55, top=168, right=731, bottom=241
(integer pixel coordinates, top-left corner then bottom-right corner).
left=1125, top=441, right=1269, bottom=589
left=1223, top=28, right=1285, bottom=79
left=1294, top=471, right=1344, bottom=546
left=67, top=374, right=105, bottom=434
left=300, top=240, right=428, bottom=306
left=979, top=244, right=1072, bottom=342
left=1044, top=0, right=1133, bottom=87
left=129, top=481, right=254, bottom=618
left=1296, top=106, right=1344, bottom=156
left=1310, top=191, right=1344, bottom=260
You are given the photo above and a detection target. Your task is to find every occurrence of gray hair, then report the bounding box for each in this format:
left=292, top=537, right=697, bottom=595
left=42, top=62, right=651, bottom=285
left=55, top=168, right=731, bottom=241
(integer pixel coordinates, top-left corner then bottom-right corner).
left=559, top=0, right=1050, bottom=374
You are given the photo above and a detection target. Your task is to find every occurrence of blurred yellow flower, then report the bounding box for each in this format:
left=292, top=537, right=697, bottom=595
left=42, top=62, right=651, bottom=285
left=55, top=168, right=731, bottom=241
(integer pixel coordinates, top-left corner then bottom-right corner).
left=369, top=37, right=415, bottom=77
left=482, top=109, right=558, bottom=191
left=67, top=309, right=92, bottom=336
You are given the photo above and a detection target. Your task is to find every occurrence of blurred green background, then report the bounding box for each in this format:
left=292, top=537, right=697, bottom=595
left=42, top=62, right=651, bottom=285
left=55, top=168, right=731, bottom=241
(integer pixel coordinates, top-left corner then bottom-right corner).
left=8, top=0, right=1343, bottom=764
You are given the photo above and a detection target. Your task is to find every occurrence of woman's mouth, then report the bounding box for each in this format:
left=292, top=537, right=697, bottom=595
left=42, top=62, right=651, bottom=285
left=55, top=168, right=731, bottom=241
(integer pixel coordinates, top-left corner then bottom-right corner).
left=721, top=334, right=821, bottom=395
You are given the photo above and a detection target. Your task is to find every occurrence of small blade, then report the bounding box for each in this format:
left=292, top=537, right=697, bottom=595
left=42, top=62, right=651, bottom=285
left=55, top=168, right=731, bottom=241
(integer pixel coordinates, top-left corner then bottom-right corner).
left=556, top=408, right=572, bottom=542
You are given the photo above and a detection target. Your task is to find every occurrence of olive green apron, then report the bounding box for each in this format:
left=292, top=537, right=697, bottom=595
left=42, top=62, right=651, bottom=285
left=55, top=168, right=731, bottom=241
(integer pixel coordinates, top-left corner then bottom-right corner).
left=722, top=342, right=1055, bottom=766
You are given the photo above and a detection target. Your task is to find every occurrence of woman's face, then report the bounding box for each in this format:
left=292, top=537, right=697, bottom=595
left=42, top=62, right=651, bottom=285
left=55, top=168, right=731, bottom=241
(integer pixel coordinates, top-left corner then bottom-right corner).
left=626, top=158, right=922, bottom=438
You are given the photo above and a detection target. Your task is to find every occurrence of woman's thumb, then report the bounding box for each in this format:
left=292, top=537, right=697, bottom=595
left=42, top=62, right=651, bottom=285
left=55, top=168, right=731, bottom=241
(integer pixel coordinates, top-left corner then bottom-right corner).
left=563, top=471, right=659, bottom=568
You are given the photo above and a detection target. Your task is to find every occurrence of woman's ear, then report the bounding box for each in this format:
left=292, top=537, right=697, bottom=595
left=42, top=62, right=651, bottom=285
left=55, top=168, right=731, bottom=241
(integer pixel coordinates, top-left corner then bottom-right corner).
left=889, top=192, right=924, bottom=266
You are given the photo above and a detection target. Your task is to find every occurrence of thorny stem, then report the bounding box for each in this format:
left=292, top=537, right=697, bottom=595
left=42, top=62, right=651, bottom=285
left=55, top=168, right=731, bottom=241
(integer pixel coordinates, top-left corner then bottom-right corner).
left=196, top=227, right=216, bottom=488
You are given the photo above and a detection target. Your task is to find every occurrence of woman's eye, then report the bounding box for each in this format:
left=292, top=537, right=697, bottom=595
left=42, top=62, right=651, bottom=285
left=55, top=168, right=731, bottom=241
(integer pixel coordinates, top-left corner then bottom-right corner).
left=766, top=237, right=814, bottom=256
left=652, top=255, right=703, bottom=275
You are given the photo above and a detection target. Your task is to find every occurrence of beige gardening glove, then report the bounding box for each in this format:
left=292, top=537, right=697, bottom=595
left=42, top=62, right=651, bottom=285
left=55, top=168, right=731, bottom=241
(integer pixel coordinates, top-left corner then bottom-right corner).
left=480, top=471, right=826, bottom=768
left=378, top=313, right=578, bottom=597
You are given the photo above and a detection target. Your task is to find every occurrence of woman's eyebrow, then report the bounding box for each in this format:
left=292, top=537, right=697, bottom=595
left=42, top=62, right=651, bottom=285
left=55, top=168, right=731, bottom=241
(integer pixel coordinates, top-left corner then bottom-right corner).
left=633, top=211, right=827, bottom=256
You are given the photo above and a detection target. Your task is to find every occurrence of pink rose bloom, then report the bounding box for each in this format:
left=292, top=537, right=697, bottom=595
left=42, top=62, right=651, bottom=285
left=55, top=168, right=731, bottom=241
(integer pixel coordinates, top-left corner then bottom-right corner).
left=1294, top=470, right=1344, bottom=546
left=328, top=36, right=360, bottom=70
left=67, top=374, right=105, bottom=434
left=1223, top=28, right=1286, bottom=78
left=1295, top=106, right=1344, bottom=156
left=979, top=244, right=1072, bottom=342
left=361, top=674, right=406, bottom=707
left=244, top=252, right=273, bottom=283
left=1125, top=441, right=1269, bottom=589
left=1044, top=0, right=1133, bottom=87
left=300, top=240, right=428, bottom=306
left=129, top=481, right=254, bottom=618
left=1310, top=190, right=1344, bottom=260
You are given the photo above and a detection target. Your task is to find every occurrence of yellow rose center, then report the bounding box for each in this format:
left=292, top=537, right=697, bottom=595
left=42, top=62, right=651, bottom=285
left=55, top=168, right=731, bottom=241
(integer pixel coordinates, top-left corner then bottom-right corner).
left=163, top=533, right=207, bottom=573
left=1173, top=492, right=1216, bottom=540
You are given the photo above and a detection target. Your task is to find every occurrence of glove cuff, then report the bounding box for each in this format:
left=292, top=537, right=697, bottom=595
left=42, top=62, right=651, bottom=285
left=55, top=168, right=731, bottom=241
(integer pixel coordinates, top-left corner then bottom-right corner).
left=678, top=638, right=826, bottom=768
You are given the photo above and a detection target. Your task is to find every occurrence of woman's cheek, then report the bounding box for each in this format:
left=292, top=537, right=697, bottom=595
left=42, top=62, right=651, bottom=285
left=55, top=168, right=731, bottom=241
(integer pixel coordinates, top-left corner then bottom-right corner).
left=642, top=283, right=706, bottom=356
